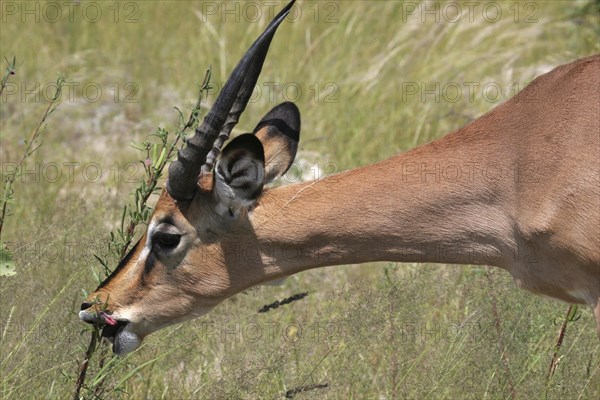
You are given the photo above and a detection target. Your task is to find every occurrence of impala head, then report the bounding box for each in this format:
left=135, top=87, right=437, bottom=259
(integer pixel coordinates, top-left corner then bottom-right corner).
left=79, top=1, right=300, bottom=355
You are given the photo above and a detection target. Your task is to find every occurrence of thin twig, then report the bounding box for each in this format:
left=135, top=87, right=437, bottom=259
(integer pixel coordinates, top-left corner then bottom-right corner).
left=117, top=70, right=211, bottom=259
left=0, top=74, right=64, bottom=238
left=0, top=56, right=16, bottom=98
left=72, top=328, right=99, bottom=400
left=20, top=77, right=64, bottom=165
left=285, top=383, right=329, bottom=399
left=258, top=292, right=309, bottom=313
left=486, top=271, right=517, bottom=400
left=547, top=305, right=577, bottom=380
left=389, top=288, right=399, bottom=397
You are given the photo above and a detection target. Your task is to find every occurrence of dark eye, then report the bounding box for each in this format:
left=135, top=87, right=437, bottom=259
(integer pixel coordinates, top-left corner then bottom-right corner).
left=154, top=232, right=181, bottom=249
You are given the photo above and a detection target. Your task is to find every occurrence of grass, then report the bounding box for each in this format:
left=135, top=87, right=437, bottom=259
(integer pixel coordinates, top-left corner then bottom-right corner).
left=1, top=0, right=599, bottom=398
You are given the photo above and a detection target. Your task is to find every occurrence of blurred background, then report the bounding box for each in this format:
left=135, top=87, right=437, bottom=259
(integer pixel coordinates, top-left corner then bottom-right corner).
left=1, top=1, right=599, bottom=398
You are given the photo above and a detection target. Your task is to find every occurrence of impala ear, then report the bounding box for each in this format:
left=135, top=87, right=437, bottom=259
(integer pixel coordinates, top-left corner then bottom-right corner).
left=214, top=134, right=265, bottom=213
left=253, top=102, right=300, bottom=183
left=213, top=102, right=300, bottom=214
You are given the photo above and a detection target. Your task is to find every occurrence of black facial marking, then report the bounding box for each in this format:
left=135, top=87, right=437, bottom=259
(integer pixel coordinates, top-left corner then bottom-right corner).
left=97, top=237, right=144, bottom=290
left=143, top=251, right=158, bottom=276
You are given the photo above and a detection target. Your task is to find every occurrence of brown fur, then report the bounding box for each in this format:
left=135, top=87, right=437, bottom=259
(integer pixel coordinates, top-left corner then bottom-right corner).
left=84, top=55, right=600, bottom=342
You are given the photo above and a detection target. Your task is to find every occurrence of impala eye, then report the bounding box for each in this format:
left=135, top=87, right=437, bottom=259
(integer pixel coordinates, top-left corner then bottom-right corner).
left=154, top=232, right=181, bottom=249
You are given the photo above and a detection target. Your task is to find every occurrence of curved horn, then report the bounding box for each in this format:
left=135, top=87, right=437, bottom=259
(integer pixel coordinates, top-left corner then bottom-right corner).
left=167, top=0, right=295, bottom=200
left=202, top=4, right=292, bottom=174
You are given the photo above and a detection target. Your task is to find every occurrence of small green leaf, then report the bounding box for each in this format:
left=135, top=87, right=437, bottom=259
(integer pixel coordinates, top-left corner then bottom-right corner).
left=0, top=243, right=16, bottom=277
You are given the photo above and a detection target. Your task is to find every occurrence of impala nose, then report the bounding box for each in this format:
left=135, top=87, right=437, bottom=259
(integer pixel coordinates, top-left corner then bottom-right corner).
left=79, top=302, right=101, bottom=325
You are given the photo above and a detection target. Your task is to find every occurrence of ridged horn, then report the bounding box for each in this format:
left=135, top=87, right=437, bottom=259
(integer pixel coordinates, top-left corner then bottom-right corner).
left=167, top=0, right=295, bottom=200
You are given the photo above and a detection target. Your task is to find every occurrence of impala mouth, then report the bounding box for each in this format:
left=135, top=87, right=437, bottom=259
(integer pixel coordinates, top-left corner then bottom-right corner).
left=101, top=319, right=128, bottom=341
left=101, top=320, right=142, bottom=355
left=79, top=309, right=141, bottom=355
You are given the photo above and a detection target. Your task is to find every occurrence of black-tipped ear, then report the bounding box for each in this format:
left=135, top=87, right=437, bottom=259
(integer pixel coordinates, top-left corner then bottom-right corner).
left=253, top=102, right=300, bottom=183
left=214, top=134, right=265, bottom=212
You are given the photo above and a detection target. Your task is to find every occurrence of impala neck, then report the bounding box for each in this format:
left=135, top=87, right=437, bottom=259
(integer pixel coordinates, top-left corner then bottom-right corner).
left=245, top=121, right=517, bottom=285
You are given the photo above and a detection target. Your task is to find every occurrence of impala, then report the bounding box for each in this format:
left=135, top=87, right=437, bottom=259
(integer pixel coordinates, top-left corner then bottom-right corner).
left=80, top=0, right=600, bottom=354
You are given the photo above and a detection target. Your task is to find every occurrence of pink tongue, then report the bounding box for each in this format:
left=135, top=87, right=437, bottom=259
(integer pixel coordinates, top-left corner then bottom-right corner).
left=102, top=314, right=117, bottom=326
